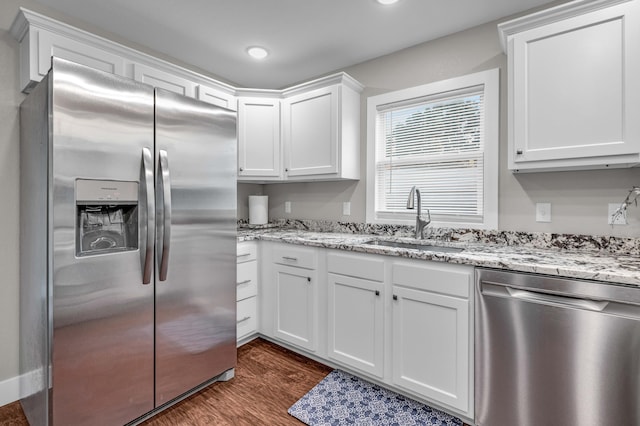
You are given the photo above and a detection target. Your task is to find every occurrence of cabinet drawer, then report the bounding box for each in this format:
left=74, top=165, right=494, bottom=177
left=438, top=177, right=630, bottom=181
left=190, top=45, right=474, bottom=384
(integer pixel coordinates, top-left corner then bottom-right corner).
left=327, top=252, right=384, bottom=282
left=272, top=245, right=317, bottom=270
left=392, top=261, right=472, bottom=298
left=237, top=296, right=257, bottom=339
left=237, top=242, right=257, bottom=263
left=237, top=260, right=258, bottom=301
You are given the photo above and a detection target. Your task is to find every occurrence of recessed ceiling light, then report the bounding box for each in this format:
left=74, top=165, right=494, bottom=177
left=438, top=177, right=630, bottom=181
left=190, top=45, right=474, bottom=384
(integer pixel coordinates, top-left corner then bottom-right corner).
left=247, top=46, right=269, bottom=60
left=377, top=0, right=399, bottom=4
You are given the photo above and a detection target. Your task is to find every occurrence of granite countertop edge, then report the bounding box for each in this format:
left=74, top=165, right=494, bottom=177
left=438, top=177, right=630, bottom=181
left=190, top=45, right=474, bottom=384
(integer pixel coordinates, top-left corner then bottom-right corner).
left=237, top=229, right=640, bottom=287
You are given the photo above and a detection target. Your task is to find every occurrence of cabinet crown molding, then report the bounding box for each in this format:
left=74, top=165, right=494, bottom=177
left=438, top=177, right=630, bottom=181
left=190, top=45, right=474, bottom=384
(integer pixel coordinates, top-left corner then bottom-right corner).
left=497, top=0, right=633, bottom=53
left=282, top=73, right=364, bottom=97
left=11, top=7, right=236, bottom=96
left=10, top=7, right=363, bottom=99
left=236, top=73, right=364, bottom=99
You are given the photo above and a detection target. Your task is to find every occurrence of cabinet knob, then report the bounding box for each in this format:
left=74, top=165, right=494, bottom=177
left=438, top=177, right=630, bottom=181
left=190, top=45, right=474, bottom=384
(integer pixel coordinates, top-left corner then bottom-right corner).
left=393, top=295, right=398, bottom=300
left=285, top=168, right=289, bottom=172
left=375, top=290, right=380, bottom=296
left=307, top=277, right=311, bottom=282
left=516, top=150, right=523, bottom=155
left=239, top=167, right=244, bottom=171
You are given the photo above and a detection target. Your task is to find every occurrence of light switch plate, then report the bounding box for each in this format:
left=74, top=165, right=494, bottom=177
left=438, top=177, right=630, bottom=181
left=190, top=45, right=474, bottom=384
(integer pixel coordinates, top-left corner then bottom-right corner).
left=342, top=202, right=351, bottom=216
left=608, top=203, right=627, bottom=225
left=536, top=203, right=551, bottom=223
left=285, top=201, right=291, bottom=214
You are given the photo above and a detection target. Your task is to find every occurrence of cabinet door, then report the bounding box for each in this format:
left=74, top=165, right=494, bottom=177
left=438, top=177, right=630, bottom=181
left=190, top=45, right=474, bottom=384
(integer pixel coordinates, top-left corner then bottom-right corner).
left=237, top=97, right=282, bottom=179
left=392, top=286, right=469, bottom=413
left=198, top=85, right=236, bottom=111
left=133, top=63, right=196, bottom=97
left=237, top=296, right=257, bottom=342
left=237, top=260, right=258, bottom=301
left=273, top=264, right=317, bottom=351
left=509, top=1, right=640, bottom=170
left=30, top=30, right=125, bottom=90
left=283, top=86, right=339, bottom=177
left=327, top=273, right=383, bottom=377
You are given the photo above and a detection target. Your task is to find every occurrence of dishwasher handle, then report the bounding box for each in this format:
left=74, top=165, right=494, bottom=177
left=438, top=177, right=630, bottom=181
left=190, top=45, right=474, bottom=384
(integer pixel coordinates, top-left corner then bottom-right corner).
left=483, top=283, right=609, bottom=312
left=506, top=287, right=609, bottom=311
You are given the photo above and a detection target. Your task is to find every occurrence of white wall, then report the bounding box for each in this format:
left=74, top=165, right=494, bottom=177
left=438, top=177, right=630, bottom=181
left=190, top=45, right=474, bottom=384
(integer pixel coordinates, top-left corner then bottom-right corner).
left=0, top=0, right=25, bottom=401
left=262, top=4, right=640, bottom=238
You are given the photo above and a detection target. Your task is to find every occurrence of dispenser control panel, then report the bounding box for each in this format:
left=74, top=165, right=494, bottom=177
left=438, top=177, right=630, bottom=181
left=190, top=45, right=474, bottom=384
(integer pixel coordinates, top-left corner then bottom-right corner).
left=76, top=179, right=139, bottom=205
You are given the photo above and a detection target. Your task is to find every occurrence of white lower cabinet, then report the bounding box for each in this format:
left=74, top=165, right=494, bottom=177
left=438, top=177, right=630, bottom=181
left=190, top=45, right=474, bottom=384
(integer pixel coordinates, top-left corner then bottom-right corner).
left=327, top=251, right=385, bottom=377
left=259, top=243, right=474, bottom=421
left=327, top=273, right=384, bottom=377
left=271, top=244, right=318, bottom=352
left=391, top=261, right=473, bottom=416
left=236, top=242, right=258, bottom=344
left=237, top=296, right=257, bottom=341
left=391, top=286, right=470, bottom=411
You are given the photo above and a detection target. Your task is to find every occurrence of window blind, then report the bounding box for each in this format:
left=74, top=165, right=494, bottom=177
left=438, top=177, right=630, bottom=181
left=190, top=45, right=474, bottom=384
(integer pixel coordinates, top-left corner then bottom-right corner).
left=375, top=89, right=485, bottom=223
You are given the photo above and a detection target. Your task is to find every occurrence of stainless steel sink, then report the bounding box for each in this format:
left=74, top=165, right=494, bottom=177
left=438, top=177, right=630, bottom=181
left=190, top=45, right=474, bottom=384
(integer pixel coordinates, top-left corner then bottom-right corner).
left=364, top=240, right=464, bottom=253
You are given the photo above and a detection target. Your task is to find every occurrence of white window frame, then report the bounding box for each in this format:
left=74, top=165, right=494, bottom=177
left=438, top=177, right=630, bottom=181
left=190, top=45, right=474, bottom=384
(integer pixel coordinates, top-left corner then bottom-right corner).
left=366, top=69, right=499, bottom=229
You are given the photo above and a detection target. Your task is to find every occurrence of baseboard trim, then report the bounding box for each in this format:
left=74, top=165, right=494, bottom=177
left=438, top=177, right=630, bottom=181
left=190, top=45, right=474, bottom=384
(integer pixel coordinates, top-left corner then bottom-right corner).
left=0, top=375, right=20, bottom=407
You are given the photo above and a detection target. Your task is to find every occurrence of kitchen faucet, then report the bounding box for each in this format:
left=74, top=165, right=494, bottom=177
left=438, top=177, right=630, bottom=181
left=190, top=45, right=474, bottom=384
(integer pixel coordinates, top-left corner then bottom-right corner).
left=406, top=186, right=431, bottom=239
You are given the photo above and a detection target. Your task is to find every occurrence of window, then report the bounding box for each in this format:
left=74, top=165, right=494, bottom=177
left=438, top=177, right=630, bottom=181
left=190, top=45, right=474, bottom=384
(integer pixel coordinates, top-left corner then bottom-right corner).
left=366, top=69, right=499, bottom=229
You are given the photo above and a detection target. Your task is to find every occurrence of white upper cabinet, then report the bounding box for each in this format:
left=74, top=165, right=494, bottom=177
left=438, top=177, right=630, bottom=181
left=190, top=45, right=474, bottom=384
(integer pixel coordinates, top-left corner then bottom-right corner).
left=197, top=85, right=237, bottom=111
left=238, top=74, right=363, bottom=183
left=10, top=8, right=362, bottom=183
left=133, top=63, right=196, bottom=97
left=499, top=0, right=640, bottom=172
left=237, top=95, right=282, bottom=180
left=10, top=8, right=236, bottom=103
left=283, top=86, right=339, bottom=177
left=10, top=8, right=126, bottom=92
left=283, top=81, right=361, bottom=180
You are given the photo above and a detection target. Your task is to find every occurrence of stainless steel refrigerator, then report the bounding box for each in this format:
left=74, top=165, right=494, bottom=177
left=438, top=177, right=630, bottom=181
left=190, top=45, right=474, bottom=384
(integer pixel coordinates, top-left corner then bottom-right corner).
left=19, top=57, right=237, bottom=425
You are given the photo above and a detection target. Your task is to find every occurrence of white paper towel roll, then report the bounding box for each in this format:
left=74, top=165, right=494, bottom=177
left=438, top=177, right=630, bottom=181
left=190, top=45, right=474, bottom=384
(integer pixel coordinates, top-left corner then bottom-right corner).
left=249, top=195, right=268, bottom=225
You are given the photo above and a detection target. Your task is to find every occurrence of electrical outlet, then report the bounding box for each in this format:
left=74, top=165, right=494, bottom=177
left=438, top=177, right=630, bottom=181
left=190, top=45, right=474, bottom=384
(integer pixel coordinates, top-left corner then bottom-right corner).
left=284, top=201, right=291, bottom=214
left=608, top=203, right=627, bottom=225
left=535, top=203, right=551, bottom=223
left=342, top=202, right=351, bottom=216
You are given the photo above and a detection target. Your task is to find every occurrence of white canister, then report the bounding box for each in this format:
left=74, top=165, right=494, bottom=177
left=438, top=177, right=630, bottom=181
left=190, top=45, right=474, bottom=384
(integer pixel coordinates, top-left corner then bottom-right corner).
left=249, top=195, right=268, bottom=225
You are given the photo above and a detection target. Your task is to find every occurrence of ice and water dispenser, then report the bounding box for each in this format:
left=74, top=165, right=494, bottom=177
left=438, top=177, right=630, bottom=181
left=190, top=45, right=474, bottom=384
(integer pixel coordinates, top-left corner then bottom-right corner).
left=76, top=179, right=139, bottom=256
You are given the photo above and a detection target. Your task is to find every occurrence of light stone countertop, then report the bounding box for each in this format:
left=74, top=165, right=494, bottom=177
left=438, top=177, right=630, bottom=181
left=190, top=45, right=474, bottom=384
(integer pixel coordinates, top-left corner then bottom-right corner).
left=238, top=228, right=640, bottom=286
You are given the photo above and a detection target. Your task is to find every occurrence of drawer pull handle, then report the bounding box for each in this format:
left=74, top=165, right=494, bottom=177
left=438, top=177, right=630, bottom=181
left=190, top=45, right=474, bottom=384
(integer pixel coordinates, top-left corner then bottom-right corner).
left=307, top=277, right=311, bottom=282
left=375, top=290, right=380, bottom=296
left=393, top=294, right=398, bottom=300
left=516, top=150, right=523, bottom=155
left=282, top=256, right=298, bottom=261
left=237, top=253, right=251, bottom=258
left=237, top=279, right=252, bottom=286
left=237, top=316, right=251, bottom=324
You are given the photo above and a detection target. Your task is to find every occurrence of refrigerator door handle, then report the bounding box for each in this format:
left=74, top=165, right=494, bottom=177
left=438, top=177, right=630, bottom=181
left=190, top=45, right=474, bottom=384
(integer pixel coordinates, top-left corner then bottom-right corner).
left=157, top=149, right=172, bottom=281
left=141, top=147, right=155, bottom=284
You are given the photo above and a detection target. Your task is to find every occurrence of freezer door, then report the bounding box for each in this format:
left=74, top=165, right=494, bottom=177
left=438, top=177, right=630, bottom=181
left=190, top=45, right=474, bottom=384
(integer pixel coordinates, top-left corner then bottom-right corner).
left=50, top=58, right=155, bottom=425
left=154, top=88, right=237, bottom=405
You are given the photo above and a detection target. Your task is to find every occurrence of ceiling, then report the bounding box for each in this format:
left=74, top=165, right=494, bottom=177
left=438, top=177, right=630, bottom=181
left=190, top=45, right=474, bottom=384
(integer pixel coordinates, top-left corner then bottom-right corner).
left=33, top=0, right=557, bottom=89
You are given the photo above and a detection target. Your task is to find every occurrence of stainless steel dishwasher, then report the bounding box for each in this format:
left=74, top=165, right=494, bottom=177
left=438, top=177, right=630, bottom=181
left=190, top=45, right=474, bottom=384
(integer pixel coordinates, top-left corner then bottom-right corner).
left=475, top=268, right=640, bottom=426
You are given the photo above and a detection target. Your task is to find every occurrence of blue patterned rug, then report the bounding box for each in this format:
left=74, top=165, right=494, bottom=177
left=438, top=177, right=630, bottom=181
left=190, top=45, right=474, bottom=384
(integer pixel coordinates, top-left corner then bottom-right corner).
left=288, top=370, right=463, bottom=425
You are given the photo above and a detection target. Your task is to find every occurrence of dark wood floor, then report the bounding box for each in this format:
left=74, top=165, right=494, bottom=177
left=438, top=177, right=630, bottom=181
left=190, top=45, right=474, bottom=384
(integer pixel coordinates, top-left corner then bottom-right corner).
left=0, top=338, right=332, bottom=425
